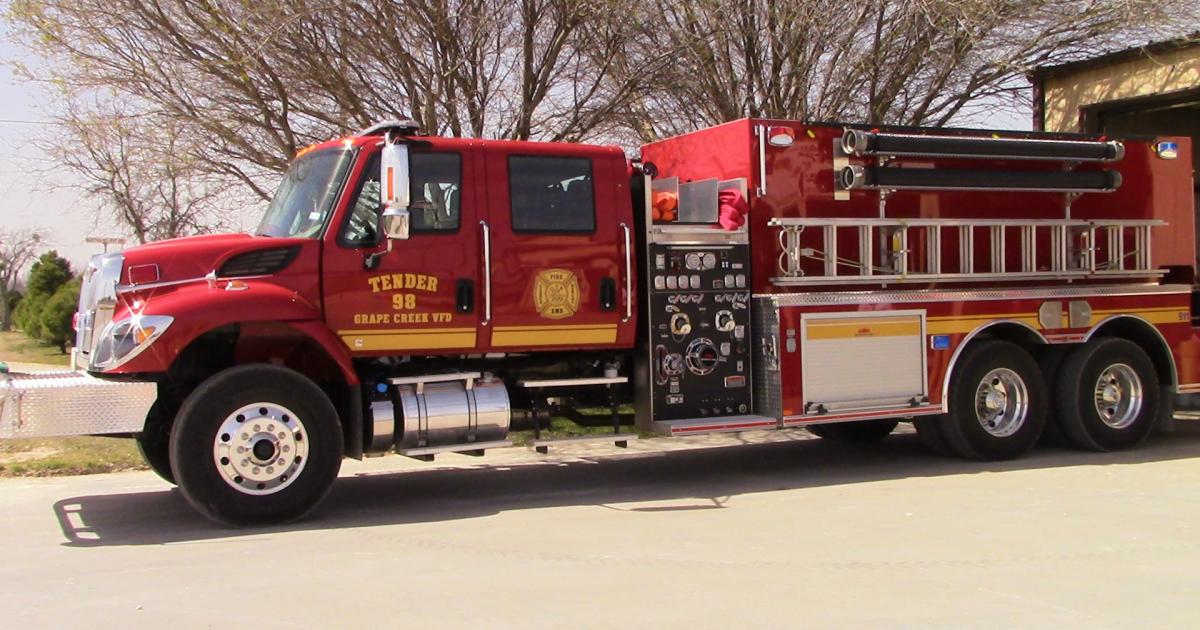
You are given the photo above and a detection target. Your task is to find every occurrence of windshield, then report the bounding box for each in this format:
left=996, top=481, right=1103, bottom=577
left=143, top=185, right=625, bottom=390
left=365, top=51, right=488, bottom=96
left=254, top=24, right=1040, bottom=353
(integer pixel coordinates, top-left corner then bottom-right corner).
left=257, top=148, right=354, bottom=238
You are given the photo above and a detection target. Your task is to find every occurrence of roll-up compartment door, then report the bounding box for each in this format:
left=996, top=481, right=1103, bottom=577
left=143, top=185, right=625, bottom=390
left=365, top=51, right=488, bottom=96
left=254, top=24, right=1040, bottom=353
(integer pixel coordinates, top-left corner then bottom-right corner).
left=800, top=310, right=927, bottom=413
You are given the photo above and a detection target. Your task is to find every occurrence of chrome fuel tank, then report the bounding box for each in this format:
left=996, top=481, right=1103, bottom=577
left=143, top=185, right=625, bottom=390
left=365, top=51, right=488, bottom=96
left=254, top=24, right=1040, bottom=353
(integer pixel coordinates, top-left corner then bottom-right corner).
left=394, top=376, right=510, bottom=450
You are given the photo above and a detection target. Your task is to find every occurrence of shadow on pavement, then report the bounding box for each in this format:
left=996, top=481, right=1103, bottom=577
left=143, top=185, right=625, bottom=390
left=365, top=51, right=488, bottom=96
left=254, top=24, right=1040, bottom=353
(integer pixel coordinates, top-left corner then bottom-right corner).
left=52, top=422, right=1200, bottom=547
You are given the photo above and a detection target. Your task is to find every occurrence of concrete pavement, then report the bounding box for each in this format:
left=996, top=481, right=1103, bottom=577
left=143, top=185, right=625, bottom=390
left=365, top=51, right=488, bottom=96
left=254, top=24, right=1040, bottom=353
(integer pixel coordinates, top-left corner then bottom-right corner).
left=3, top=424, right=1200, bottom=628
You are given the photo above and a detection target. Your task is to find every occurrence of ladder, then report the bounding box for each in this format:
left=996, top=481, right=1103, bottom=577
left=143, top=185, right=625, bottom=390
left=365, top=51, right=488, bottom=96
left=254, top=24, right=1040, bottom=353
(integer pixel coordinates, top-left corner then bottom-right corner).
left=769, top=217, right=1163, bottom=286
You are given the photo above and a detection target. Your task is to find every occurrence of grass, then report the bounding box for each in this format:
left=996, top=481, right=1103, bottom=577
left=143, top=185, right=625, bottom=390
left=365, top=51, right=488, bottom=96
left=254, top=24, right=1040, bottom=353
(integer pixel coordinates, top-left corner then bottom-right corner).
left=0, top=330, right=147, bottom=477
left=0, top=436, right=146, bottom=477
left=0, top=330, right=71, bottom=367
left=509, top=408, right=655, bottom=446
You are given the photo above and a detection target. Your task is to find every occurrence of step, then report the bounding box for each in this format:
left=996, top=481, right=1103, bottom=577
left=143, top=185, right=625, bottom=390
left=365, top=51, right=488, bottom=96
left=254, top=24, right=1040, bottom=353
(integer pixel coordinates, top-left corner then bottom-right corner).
left=650, top=415, right=778, bottom=436
left=517, top=376, right=628, bottom=388
left=531, top=433, right=639, bottom=453
left=398, top=439, right=513, bottom=461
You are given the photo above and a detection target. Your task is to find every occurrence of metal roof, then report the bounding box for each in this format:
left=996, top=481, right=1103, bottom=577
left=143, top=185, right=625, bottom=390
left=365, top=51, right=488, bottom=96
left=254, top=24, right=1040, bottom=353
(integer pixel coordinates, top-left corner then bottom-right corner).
left=1031, top=32, right=1200, bottom=81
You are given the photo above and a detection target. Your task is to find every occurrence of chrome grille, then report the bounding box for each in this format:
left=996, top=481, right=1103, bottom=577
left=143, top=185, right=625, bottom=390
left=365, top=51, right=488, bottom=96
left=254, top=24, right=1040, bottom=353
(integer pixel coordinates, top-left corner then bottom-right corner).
left=74, top=253, right=123, bottom=365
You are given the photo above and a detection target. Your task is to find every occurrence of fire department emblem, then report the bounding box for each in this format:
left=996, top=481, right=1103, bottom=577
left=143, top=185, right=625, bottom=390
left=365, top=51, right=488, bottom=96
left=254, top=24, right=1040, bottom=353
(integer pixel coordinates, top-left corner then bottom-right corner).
left=534, top=268, right=580, bottom=319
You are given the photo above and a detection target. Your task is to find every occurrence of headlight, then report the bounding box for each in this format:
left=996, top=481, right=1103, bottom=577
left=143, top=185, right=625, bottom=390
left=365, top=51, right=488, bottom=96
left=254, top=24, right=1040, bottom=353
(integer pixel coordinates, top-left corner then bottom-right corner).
left=90, top=314, right=174, bottom=371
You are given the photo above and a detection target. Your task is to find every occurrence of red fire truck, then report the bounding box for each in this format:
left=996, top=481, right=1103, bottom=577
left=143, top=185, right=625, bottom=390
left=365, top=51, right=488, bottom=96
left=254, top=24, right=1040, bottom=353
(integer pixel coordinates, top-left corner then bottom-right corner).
left=1, top=118, right=1194, bottom=525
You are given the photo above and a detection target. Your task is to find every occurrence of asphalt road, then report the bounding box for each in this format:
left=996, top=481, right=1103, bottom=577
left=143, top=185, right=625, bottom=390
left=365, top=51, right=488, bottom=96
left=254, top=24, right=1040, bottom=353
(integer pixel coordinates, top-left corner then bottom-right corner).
left=4, top=423, right=1200, bottom=628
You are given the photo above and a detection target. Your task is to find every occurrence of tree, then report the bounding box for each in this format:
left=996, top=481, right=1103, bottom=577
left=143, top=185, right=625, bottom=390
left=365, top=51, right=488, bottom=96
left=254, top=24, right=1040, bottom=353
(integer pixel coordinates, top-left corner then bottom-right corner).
left=0, top=228, right=44, bottom=330
left=6, top=0, right=1198, bottom=216
left=53, top=103, right=233, bottom=244
left=14, top=250, right=72, bottom=341
left=627, top=0, right=1198, bottom=140
left=39, top=276, right=82, bottom=352
left=8, top=0, right=664, bottom=205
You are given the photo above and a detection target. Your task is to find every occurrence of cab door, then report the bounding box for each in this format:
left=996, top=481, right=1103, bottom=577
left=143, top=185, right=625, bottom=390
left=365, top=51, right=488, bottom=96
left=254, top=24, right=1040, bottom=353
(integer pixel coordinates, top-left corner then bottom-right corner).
left=480, top=144, right=635, bottom=351
left=323, top=140, right=483, bottom=355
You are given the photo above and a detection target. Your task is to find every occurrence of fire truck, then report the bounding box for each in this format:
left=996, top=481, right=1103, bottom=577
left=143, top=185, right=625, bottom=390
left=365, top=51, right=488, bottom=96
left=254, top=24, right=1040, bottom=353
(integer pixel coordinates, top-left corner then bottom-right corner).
left=1, top=118, right=1194, bottom=525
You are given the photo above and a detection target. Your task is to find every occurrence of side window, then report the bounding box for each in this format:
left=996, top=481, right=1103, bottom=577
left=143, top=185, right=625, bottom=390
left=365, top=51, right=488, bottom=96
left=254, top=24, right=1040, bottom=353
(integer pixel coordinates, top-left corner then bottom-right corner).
left=509, top=156, right=595, bottom=233
left=341, top=151, right=462, bottom=246
left=410, top=153, right=461, bottom=232
left=342, top=155, right=383, bottom=246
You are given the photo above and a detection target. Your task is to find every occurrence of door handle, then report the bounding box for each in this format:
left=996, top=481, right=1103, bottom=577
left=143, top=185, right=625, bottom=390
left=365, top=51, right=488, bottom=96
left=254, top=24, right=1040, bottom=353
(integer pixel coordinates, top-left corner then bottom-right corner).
left=479, top=220, right=492, bottom=326
left=456, top=279, right=474, bottom=313
left=619, top=222, right=632, bottom=323
left=599, top=278, right=616, bottom=311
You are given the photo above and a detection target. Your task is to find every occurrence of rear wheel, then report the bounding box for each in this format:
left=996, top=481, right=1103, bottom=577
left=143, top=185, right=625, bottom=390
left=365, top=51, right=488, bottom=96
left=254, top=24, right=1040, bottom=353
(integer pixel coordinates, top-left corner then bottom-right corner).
left=807, top=420, right=898, bottom=442
left=938, top=340, right=1047, bottom=461
left=170, top=364, right=343, bottom=526
left=1054, top=337, right=1158, bottom=451
left=1037, top=346, right=1071, bottom=447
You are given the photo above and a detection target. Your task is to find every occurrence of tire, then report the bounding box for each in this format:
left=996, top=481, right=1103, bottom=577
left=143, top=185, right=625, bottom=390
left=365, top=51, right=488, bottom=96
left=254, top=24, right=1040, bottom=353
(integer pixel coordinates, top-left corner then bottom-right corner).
left=937, top=340, right=1048, bottom=461
left=136, top=401, right=175, bottom=484
left=1054, top=337, right=1159, bottom=452
left=807, top=419, right=898, bottom=442
left=913, top=415, right=953, bottom=456
left=169, top=364, right=343, bottom=526
left=1037, top=346, right=1071, bottom=447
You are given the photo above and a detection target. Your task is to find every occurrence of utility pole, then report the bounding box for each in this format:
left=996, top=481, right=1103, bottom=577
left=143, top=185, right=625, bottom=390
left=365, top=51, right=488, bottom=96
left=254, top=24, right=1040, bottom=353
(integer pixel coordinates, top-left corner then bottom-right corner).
left=85, top=236, right=126, bottom=253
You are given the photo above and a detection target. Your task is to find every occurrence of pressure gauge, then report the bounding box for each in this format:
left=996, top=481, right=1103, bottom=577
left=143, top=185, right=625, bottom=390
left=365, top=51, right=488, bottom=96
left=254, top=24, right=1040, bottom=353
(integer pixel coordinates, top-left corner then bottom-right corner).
left=684, top=252, right=703, bottom=270
left=702, top=253, right=717, bottom=270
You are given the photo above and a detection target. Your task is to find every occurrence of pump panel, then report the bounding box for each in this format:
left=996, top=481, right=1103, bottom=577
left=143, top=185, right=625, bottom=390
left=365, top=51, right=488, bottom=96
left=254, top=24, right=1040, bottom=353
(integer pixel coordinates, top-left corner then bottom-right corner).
left=646, top=243, right=753, bottom=420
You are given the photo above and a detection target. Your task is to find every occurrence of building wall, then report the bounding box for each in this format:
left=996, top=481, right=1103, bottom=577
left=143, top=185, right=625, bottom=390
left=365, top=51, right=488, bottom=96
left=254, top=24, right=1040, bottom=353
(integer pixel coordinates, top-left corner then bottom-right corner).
left=1042, top=45, right=1200, bottom=133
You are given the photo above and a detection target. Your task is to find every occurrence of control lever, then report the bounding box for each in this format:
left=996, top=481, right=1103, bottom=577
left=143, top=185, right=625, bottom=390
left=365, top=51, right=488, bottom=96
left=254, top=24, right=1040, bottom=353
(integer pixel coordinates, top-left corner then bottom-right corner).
left=655, top=345, right=684, bottom=385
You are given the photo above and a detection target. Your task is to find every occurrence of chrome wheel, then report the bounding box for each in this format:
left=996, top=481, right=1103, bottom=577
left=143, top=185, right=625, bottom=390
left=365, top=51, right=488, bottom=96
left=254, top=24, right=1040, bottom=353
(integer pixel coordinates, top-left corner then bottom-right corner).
left=212, top=403, right=309, bottom=495
left=974, top=368, right=1029, bottom=438
left=1093, top=363, right=1143, bottom=429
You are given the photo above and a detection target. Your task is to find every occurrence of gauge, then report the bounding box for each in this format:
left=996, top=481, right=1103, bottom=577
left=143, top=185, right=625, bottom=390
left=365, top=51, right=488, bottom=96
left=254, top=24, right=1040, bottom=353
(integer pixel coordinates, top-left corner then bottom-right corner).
left=684, top=252, right=702, bottom=270
left=702, top=252, right=717, bottom=270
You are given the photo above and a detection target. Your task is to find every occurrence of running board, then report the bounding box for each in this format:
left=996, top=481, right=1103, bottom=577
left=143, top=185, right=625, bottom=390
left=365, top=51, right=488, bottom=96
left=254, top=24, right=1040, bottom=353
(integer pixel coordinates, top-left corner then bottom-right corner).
left=651, top=415, right=778, bottom=436
left=532, top=433, right=639, bottom=454
left=398, top=439, right=513, bottom=461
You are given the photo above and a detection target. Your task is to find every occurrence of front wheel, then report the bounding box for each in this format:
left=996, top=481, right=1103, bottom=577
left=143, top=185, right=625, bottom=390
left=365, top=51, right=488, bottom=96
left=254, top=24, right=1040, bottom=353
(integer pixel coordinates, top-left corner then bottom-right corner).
left=136, top=401, right=175, bottom=484
left=170, top=364, right=343, bottom=526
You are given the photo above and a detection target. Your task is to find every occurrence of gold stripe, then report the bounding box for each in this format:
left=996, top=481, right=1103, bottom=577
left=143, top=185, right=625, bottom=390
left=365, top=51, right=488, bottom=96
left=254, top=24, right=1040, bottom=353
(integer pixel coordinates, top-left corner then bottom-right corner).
left=926, top=308, right=1187, bottom=336
left=493, top=323, right=619, bottom=332
left=807, top=316, right=917, bottom=326
left=1092, top=306, right=1182, bottom=315
left=1091, top=310, right=1187, bottom=326
left=927, top=316, right=1040, bottom=335
left=806, top=321, right=916, bottom=340
left=337, top=327, right=475, bottom=336
left=341, top=331, right=476, bottom=351
left=927, top=313, right=1037, bottom=322
left=492, top=328, right=617, bottom=347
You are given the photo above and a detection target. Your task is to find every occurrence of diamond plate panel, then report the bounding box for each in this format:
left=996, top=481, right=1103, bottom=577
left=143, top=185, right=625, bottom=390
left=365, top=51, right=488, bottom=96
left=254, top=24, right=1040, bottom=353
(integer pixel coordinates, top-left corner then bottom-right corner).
left=1, top=371, right=156, bottom=438
left=752, top=297, right=782, bottom=420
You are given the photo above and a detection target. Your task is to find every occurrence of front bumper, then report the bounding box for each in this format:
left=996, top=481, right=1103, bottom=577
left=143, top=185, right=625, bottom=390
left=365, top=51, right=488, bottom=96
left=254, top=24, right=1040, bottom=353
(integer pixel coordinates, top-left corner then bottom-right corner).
left=0, top=370, right=156, bottom=439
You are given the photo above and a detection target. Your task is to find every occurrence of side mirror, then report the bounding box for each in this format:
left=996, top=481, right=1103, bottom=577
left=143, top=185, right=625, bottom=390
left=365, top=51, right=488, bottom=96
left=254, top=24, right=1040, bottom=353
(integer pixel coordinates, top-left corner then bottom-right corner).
left=380, top=206, right=411, bottom=241
left=379, top=135, right=411, bottom=241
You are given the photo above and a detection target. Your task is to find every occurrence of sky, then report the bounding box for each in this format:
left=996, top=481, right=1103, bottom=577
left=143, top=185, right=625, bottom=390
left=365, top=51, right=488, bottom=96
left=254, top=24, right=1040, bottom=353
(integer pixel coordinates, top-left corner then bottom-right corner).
left=0, top=14, right=1032, bottom=277
left=0, top=17, right=107, bottom=272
